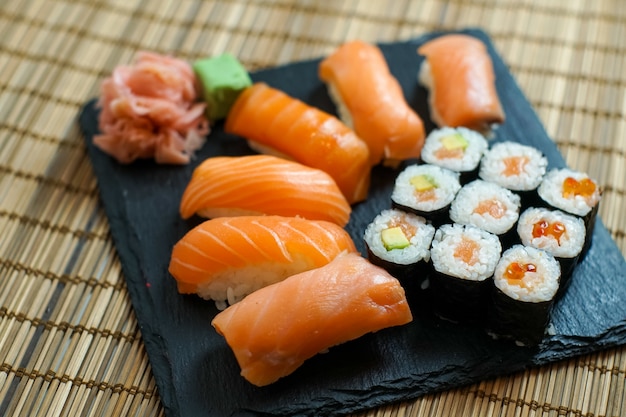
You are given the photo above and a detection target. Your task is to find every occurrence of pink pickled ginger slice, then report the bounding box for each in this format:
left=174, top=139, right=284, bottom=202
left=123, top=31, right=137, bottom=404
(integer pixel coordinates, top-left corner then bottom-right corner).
left=94, top=51, right=209, bottom=164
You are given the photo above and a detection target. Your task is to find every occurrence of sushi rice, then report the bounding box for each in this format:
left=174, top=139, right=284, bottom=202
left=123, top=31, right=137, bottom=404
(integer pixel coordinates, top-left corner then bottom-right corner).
left=197, top=257, right=314, bottom=310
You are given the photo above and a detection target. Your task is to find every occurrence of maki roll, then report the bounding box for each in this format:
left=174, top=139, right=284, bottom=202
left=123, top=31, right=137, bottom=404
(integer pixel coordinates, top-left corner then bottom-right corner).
left=479, top=141, right=548, bottom=208
left=421, top=127, right=488, bottom=184
left=489, top=245, right=561, bottom=346
left=429, top=223, right=502, bottom=323
left=537, top=168, right=601, bottom=256
left=449, top=179, right=521, bottom=246
left=363, top=209, right=435, bottom=286
left=391, top=164, right=461, bottom=226
left=517, top=207, right=585, bottom=293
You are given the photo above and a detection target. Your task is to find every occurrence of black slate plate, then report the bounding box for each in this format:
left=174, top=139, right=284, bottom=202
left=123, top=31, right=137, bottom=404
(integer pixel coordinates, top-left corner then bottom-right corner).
left=78, top=29, right=626, bottom=417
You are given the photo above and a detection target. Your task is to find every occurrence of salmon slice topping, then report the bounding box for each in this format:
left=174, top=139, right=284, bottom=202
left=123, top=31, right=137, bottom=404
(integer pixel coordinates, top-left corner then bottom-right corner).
left=454, top=238, right=480, bottom=266
left=502, top=156, right=529, bottom=176
left=473, top=198, right=506, bottom=219
left=562, top=177, right=597, bottom=201
left=532, top=220, right=566, bottom=244
left=504, top=262, right=536, bottom=287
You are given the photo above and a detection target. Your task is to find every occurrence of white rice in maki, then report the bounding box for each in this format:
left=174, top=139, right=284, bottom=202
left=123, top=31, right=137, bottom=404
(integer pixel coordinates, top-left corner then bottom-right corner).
left=421, top=127, right=488, bottom=183
left=490, top=245, right=560, bottom=345
left=429, top=223, right=502, bottom=323
left=391, top=164, right=461, bottom=225
left=479, top=141, right=547, bottom=194
left=364, top=209, right=435, bottom=283
left=449, top=180, right=521, bottom=241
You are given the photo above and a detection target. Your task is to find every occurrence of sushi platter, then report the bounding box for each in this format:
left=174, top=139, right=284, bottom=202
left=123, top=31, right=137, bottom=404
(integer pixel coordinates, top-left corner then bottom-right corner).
left=78, top=29, right=626, bottom=417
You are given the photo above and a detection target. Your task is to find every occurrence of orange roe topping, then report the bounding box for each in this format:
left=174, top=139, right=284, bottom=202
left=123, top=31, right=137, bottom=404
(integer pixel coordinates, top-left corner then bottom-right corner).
left=532, top=220, right=566, bottom=244
left=454, top=238, right=480, bottom=266
left=504, top=262, right=536, bottom=286
left=502, top=156, right=529, bottom=176
left=473, top=199, right=506, bottom=219
left=562, top=177, right=596, bottom=199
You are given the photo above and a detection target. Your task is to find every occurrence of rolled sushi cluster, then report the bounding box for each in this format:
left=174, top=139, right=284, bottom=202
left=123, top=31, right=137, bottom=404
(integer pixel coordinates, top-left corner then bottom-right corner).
left=364, top=131, right=602, bottom=345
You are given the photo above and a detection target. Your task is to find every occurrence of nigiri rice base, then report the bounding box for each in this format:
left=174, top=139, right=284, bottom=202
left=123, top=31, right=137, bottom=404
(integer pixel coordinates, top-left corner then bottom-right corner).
left=325, top=83, right=354, bottom=129
left=196, top=257, right=313, bottom=310
left=417, top=61, right=445, bottom=127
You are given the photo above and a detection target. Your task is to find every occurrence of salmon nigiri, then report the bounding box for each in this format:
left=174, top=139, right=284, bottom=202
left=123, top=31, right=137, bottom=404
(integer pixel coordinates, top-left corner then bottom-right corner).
left=224, top=82, right=371, bottom=204
left=417, top=34, right=505, bottom=133
left=319, top=40, right=425, bottom=167
left=179, top=155, right=351, bottom=226
left=168, top=216, right=357, bottom=309
left=211, top=252, right=413, bottom=386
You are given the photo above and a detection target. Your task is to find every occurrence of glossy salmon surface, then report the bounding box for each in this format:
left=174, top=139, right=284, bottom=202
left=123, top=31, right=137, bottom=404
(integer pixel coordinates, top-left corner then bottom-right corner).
left=179, top=155, right=351, bottom=226
left=224, top=82, right=371, bottom=204
left=211, top=252, right=413, bottom=386
left=168, top=215, right=357, bottom=296
left=319, top=40, right=425, bottom=166
left=418, top=34, right=505, bottom=132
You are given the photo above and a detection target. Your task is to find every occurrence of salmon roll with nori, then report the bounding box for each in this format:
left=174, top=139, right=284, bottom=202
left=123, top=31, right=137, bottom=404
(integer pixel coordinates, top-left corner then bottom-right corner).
left=363, top=209, right=435, bottom=284
left=517, top=207, right=585, bottom=293
left=429, top=223, right=502, bottom=323
left=489, top=245, right=560, bottom=346
left=420, top=127, right=488, bottom=184
left=479, top=142, right=547, bottom=208
left=391, top=164, right=461, bottom=226
left=449, top=179, right=521, bottom=246
left=537, top=168, right=601, bottom=256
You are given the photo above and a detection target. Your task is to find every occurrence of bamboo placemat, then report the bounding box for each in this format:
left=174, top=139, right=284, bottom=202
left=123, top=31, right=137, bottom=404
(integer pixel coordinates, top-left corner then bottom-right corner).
left=0, top=1, right=624, bottom=416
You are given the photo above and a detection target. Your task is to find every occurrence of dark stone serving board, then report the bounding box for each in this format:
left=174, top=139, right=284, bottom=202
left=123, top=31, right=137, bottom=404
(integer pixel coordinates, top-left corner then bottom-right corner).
left=78, top=29, right=626, bottom=417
